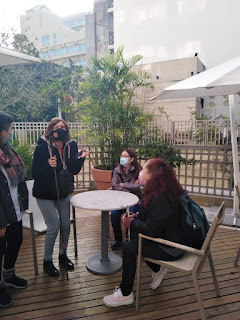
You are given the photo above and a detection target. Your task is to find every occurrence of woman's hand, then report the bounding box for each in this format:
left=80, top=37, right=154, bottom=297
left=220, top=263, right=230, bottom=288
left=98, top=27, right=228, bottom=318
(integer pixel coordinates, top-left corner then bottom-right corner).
left=119, top=183, right=124, bottom=187
left=48, top=156, right=57, bottom=167
left=123, top=216, right=134, bottom=229
left=0, top=227, right=6, bottom=238
left=78, top=147, right=91, bottom=159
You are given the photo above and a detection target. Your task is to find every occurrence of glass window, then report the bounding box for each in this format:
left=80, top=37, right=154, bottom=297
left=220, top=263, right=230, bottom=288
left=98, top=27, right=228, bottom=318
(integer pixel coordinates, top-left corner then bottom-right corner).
left=79, top=43, right=86, bottom=51
left=42, top=35, right=50, bottom=47
left=80, top=59, right=86, bottom=66
left=64, top=18, right=85, bottom=28
left=53, top=33, right=57, bottom=45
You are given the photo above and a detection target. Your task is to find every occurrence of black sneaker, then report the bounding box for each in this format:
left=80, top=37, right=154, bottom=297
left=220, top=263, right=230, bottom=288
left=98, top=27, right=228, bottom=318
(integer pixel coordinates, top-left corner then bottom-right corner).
left=59, top=254, right=74, bottom=271
left=111, top=240, right=123, bottom=251
left=0, top=286, right=13, bottom=308
left=43, top=260, right=60, bottom=277
left=5, top=275, right=28, bottom=289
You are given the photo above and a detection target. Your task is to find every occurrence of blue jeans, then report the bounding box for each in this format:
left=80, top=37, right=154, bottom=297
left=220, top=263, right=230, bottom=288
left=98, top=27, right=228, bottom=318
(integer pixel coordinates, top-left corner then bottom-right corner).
left=111, top=204, right=139, bottom=242
left=36, top=196, right=70, bottom=261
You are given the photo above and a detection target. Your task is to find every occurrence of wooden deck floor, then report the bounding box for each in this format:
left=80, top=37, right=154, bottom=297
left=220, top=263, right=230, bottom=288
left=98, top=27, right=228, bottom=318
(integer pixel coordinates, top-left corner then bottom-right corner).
left=1, top=209, right=240, bottom=320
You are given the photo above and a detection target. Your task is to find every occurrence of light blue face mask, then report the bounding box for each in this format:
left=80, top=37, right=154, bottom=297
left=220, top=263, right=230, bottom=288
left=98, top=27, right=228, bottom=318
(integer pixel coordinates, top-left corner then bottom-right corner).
left=120, top=157, right=129, bottom=167
left=4, top=131, right=14, bottom=144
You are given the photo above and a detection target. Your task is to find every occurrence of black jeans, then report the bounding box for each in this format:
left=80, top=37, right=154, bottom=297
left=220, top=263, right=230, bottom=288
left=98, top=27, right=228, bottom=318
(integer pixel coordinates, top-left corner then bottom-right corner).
left=0, top=221, right=23, bottom=277
left=120, top=237, right=178, bottom=296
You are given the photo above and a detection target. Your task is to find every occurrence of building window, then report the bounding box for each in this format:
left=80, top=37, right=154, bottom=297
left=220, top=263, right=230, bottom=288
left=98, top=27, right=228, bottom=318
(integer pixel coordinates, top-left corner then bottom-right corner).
left=80, top=59, right=86, bottom=66
left=64, top=18, right=85, bottom=28
left=53, top=33, right=57, bottom=45
left=42, top=35, right=50, bottom=47
left=109, top=32, right=114, bottom=45
left=79, top=43, right=86, bottom=51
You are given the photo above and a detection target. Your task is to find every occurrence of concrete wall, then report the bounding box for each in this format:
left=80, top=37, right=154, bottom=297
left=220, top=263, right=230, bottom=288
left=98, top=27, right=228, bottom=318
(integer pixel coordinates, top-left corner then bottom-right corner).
left=132, top=56, right=205, bottom=121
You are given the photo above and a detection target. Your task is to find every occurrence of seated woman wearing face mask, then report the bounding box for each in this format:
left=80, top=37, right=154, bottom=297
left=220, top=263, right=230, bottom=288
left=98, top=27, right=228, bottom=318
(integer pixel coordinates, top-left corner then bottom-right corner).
left=32, top=118, right=90, bottom=277
left=110, top=149, right=142, bottom=250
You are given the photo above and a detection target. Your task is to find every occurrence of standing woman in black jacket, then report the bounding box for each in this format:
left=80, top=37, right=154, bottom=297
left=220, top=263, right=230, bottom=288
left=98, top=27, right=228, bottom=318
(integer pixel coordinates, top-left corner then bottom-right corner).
left=0, top=113, right=29, bottom=308
left=103, top=158, right=185, bottom=307
left=32, top=118, right=89, bottom=277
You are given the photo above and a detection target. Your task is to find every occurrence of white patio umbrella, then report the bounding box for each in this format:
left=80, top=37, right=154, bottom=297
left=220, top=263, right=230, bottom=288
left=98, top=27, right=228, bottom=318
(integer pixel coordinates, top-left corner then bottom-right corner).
left=0, top=46, right=42, bottom=66
left=151, top=56, right=240, bottom=219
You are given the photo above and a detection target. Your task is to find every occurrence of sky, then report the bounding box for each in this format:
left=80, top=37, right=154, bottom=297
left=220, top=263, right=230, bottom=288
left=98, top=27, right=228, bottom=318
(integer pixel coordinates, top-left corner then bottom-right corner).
left=115, top=0, right=240, bottom=68
left=0, top=0, right=94, bottom=32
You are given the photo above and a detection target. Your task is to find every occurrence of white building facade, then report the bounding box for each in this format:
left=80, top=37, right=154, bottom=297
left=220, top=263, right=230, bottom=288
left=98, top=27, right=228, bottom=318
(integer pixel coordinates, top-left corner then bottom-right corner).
left=20, top=0, right=114, bottom=66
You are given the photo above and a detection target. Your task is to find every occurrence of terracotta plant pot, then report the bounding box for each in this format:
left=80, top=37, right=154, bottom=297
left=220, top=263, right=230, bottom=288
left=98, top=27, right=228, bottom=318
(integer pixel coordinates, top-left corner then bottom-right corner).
left=92, top=168, right=112, bottom=190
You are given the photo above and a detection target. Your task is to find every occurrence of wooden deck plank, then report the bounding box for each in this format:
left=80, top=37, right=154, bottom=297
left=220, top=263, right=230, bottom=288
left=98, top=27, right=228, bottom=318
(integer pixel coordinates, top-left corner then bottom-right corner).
left=0, top=208, right=240, bottom=320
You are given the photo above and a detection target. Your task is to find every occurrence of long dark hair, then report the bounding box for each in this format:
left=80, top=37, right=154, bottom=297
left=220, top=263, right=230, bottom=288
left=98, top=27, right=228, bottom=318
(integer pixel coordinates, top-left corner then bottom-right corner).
left=143, top=158, right=184, bottom=207
left=45, top=117, right=70, bottom=143
left=123, top=148, right=142, bottom=179
left=0, top=113, right=13, bottom=147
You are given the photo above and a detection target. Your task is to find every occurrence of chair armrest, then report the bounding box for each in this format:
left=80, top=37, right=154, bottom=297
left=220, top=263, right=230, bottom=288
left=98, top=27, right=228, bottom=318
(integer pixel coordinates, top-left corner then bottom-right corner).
left=139, top=233, right=205, bottom=256
left=24, top=210, right=33, bottom=215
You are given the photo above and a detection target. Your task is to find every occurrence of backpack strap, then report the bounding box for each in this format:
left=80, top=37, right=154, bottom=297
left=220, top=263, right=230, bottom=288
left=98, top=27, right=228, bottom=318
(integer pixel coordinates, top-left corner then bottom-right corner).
left=187, top=198, right=197, bottom=230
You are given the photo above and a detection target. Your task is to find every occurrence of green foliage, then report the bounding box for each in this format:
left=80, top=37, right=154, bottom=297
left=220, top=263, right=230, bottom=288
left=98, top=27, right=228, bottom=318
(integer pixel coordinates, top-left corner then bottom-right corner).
left=12, top=33, right=40, bottom=57
left=138, top=141, right=195, bottom=168
left=76, top=46, right=154, bottom=170
left=13, top=140, right=34, bottom=180
left=0, top=31, right=83, bottom=121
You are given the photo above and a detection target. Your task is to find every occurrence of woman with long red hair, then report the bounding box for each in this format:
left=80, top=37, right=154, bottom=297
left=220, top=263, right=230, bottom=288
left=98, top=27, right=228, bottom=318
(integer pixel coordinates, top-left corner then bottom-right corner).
left=103, top=158, right=185, bottom=307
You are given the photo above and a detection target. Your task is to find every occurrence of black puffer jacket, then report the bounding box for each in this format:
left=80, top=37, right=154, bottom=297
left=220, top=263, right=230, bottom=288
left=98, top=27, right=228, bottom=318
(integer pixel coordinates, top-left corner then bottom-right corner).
left=0, top=171, right=28, bottom=228
left=32, top=136, right=84, bottom=200
left=131, top=193, right=184, bottom=257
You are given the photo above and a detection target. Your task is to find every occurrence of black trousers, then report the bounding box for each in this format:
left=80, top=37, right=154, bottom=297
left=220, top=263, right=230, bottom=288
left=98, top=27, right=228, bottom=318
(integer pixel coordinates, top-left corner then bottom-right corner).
left=120, top=237, right=179, bottom=296
left=0, top=221, right=23, bottom=277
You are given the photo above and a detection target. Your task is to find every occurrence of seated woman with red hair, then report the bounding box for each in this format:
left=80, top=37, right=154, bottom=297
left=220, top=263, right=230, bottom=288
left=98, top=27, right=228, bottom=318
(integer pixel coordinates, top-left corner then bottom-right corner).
left=103, top=158, right=185, bottom=307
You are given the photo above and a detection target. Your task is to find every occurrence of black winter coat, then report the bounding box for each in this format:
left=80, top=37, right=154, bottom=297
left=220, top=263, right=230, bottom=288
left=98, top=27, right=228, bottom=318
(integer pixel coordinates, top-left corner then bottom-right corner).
left=131, top=193, right=184, bottom=257
left=32, top=136, right=85, bottom=200
left=0, top=170, right=28, bottom=228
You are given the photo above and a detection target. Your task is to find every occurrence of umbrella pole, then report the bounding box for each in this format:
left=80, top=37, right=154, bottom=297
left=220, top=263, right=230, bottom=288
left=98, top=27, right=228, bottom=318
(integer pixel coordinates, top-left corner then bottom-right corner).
left=229, top=94, right=240, bottom=222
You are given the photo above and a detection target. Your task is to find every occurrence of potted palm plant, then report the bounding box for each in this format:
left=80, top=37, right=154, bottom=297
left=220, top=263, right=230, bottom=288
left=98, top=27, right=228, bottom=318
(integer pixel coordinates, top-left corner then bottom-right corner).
left=76, top=47, right=153, bottom=189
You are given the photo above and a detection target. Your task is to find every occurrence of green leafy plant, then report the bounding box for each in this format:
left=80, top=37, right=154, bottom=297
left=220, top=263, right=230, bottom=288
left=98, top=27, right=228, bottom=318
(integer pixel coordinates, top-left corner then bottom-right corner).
left=138, top=141, right=195, bottom=168
left=76, top=46, right=154, bottom=170
left=13, top=140, right=34, bottom=180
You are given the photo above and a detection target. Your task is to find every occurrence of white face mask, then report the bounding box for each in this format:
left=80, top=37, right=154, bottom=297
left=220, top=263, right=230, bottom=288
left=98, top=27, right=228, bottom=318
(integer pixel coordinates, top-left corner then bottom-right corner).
left=120, top=157, right=129, bottom=167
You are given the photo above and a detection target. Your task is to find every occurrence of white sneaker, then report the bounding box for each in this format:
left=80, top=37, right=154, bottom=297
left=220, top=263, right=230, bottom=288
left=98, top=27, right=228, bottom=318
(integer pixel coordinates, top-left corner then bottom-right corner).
left=150, top=266, right=168, bottom=290
left=103, top=287, right=134, bottom=307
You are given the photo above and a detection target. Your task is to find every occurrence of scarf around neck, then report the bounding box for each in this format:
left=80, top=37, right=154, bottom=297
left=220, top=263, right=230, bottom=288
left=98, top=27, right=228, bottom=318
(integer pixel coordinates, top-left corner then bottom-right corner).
left=0, top=143, right=26, bottom=187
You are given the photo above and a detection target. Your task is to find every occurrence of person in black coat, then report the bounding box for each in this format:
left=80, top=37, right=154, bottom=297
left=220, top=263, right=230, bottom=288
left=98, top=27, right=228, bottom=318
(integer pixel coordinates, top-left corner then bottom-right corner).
left=0, top=113, right=29, bottom=308
left=32, top=117, right=89, bottom=277
left=103, top=158, right=185, bottom=307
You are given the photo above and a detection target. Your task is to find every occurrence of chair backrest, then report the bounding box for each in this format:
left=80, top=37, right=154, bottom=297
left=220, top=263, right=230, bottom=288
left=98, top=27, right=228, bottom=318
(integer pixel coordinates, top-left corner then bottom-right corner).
left=235, top=185, right=240, bottom=200
left=22, top=180, right=47, bottom=233
left=201, top=202, right=225, bottom=251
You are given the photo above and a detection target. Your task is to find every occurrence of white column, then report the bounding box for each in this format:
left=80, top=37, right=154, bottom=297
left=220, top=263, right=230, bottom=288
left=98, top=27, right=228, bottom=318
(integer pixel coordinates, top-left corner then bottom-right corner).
left=229, top=94, right=240, bottom=219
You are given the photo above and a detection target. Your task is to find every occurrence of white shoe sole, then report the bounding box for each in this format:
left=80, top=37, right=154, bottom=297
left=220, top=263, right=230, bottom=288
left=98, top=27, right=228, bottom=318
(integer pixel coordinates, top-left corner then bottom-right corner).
left=103, top=296, right=134, bottom=307
left=150, top=267, right=168, bottom=290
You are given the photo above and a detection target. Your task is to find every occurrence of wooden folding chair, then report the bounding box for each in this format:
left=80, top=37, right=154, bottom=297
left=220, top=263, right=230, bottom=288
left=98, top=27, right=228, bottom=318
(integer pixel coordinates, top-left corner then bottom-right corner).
left=136, top=202, right=225, bottom=320
left=22, top=180, right=78, bottom=275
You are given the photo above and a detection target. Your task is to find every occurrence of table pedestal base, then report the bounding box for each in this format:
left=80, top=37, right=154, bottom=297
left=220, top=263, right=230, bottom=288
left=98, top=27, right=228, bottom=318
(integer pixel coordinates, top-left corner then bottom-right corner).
left=86, top=253, right=122, bottom=275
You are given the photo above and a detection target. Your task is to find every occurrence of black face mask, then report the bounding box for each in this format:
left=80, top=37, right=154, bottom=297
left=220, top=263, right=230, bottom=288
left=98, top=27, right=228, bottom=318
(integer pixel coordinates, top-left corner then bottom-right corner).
left=52, top=128, right=67, bottom=141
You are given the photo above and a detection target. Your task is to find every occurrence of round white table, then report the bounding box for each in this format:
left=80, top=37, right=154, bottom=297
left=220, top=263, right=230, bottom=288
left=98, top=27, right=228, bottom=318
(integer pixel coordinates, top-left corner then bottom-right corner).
left=70, top=190, right=139, bottom=275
